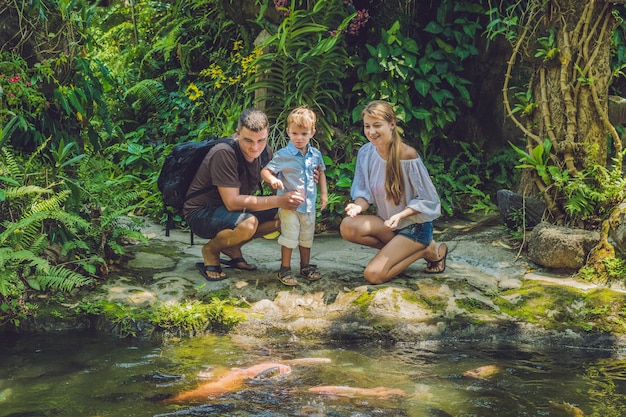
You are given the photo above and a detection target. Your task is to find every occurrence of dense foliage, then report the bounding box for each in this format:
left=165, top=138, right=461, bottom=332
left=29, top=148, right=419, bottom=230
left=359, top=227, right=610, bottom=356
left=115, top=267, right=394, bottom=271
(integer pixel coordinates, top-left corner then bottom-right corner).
left=1, top=0, right=626, bottom=328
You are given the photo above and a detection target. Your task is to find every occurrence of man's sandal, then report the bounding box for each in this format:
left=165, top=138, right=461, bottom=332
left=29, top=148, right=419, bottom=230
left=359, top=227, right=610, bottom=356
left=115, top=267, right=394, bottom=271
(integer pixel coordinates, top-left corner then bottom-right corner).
left=220, top=257, right=257, bottom=271
left=277, top=267, right=299, bottom=286
left=195, top=262, right=227, bottom=281
left=424, top=243, right=448, bottom=274
left=300, top=264, right=322, bottom=282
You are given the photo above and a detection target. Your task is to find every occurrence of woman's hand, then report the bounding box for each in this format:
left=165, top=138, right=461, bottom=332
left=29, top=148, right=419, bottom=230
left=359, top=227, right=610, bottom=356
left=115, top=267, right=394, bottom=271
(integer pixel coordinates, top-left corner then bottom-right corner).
left=345, top=203, right=363, bottom=218
left=384, top=213, right=403, bottom=230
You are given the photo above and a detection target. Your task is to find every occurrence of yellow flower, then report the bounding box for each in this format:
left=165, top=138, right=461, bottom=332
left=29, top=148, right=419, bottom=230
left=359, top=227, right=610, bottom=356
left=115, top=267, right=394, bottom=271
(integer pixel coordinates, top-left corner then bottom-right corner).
left=233, top=40, right=243, bottom=51
left=200, top=63, right=223, bottom=80
left=241, top=48, right=263, bottom=76
left=185, top=83, right=204, bottom=101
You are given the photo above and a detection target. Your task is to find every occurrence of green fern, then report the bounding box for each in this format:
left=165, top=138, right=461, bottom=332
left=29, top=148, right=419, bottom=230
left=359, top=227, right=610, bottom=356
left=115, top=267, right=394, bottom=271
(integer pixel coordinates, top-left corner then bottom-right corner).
left=1, top=147, right=22, bottom=180
left=32, top=265, right=93, bottom=292
left=563, top=158, right=626, bottom=221
left=0, top=148, right=96, bottom=326
left=124, top=79, right=168, bottom=112
left=246, top=0, right=355, bottom=148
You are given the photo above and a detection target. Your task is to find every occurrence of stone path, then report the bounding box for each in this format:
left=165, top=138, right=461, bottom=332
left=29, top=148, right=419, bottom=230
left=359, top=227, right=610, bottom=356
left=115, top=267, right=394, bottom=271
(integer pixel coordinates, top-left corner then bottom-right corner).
left=95, top=216, right=626, bottom=348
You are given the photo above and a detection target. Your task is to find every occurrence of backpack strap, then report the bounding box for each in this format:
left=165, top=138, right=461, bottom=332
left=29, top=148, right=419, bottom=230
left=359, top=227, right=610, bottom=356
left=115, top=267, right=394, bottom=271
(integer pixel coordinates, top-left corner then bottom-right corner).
left=184, top=139, right=269, bottom=203
left=165, top=204, right=173, bottom=237
left=182, top=138, right=237, bottom=203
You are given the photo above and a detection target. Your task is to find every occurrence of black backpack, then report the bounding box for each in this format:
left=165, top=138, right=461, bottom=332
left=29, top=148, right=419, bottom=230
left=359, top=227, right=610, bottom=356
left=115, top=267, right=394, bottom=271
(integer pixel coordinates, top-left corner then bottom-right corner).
left=157, top=137, right=268, bottom=243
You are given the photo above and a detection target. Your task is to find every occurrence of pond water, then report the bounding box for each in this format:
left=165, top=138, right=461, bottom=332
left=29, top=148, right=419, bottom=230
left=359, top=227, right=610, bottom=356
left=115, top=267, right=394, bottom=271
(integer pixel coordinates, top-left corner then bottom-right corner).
left=1, top=331, right=625, bottom=417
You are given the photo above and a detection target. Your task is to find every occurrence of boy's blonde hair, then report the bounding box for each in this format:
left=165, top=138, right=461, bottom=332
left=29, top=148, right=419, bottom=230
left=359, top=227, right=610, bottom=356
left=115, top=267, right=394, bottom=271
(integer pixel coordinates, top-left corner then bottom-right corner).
left=287, top=106, right=317, bottom=130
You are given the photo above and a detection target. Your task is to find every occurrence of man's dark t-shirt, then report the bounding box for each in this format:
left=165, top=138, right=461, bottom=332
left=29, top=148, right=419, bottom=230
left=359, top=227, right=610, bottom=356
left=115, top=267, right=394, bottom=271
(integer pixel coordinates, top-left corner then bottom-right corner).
left=182, top=142, right=270, bottom=220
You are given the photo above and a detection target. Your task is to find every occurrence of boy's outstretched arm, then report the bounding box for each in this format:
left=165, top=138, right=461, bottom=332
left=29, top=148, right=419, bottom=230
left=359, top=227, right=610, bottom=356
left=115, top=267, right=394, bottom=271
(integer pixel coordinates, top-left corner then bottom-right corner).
left=261, top=167, right=284, bottom=190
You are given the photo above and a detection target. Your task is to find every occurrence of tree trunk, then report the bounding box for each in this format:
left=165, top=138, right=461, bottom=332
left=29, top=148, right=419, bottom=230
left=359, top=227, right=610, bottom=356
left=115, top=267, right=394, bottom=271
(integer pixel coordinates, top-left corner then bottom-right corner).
left=508, top=0, right=619, bottom=224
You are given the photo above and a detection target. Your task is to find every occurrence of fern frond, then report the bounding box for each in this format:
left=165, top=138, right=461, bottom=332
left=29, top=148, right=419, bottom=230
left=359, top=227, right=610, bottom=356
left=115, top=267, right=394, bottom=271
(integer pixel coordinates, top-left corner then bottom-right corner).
left=0, top=268, right=20, bottom=298
left=25, top=136, right=53, bottom=170
left=124, top=79, right=168, bottom=110
left=1, top=209, right=89, bottom=249
left=62, top=239, right=90, bottom=255
left=29, top=190, right=70, bottom=214
left=4, top=185, right=52, bottom=199
left=0, top=211, right=49, bottom=246
left=29, top=234, right=49, bottom=255
left=1, top=146, right=23, bottom=179
left=0, top=247, right=36, bottom=268
left=34, top=265, right=93, bottom=292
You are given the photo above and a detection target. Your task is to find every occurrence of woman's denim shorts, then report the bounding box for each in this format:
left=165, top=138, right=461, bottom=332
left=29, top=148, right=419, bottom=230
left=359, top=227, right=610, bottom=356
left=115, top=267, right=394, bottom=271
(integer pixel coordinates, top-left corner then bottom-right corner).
left=397, top=221, right=433, bottom=246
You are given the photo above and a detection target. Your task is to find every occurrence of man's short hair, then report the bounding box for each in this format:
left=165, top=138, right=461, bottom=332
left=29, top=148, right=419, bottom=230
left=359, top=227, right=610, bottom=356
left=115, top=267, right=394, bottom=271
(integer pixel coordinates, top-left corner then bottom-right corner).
left=238, top=109, right=269, bottom=132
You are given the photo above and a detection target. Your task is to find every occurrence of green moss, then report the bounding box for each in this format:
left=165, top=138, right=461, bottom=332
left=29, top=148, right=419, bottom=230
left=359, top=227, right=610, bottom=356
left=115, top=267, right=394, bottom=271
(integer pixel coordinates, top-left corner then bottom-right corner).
left=352, top=291, right=372, bottom=307
left=203, top=288, right=233, bottom=301
left=400, top=290, right=422, bottom=304
left=497, top=283, right=574, bottom=325
left=419, top=294, right=447, bottom=312
left=152, top=299, right=246, bottom=334
left=352, top=291, right=374, bottom=317
left=495, top=281, right=626, bottom=333
left=456, top=297, right=493, bottom=313
left=580, top=289, right=626, bottom=333
left=72, top=297, right=246, bottom=337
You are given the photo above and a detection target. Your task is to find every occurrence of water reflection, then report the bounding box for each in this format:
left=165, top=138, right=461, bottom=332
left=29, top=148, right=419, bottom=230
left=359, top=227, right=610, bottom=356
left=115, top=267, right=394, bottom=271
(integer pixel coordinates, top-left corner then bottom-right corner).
left=0, top=332, right=625, bottom=416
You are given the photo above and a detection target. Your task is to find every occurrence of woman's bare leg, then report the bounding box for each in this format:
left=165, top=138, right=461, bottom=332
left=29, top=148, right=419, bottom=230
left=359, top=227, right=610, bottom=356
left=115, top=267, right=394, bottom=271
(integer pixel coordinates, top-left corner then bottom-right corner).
left=341, top=215, right=446, bottom=284
left=363, top=237, right=443, bottom=284
left=340, top=215, right=395, bottom=249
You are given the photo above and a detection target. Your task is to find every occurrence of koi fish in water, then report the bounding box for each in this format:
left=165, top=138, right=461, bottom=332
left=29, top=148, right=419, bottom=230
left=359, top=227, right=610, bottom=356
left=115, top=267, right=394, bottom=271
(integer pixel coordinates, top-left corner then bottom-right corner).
left=462, top=364, right=500, bottom=379
left=549, top=401, right=584, bottom=416
left=165, top=362, right=291, bottom=403
left=308, top=385, right=407, bottom=398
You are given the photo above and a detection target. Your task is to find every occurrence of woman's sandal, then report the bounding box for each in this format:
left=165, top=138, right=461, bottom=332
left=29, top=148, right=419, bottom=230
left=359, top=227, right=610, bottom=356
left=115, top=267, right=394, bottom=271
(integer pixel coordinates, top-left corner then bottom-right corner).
left=300, top=264, right=322, bottom=282
left=424, top=243, right=448, bottom=274
left=277, top=267, right=299, bottom=286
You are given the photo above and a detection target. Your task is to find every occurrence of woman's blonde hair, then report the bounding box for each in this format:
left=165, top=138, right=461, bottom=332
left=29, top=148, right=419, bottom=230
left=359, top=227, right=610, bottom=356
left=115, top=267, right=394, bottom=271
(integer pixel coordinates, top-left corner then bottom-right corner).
left=361, top=100, right=404, bottom=205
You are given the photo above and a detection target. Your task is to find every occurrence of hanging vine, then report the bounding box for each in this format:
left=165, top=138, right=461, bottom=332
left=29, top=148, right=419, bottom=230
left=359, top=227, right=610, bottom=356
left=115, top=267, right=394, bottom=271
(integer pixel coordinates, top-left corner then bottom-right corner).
left=489, top=0, right=621, bottom=226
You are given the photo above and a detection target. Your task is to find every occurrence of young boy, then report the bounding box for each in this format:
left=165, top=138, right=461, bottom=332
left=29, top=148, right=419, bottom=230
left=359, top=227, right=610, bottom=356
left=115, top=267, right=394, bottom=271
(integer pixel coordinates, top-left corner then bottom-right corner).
left=261, top=106, right=328, bottom=286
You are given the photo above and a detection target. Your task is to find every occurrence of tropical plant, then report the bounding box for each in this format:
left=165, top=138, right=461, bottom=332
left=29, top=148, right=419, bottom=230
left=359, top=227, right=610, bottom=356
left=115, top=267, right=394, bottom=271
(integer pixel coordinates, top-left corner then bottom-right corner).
left=246, top=0, right=356, bottom=148
left=0, top=136, right=150, bottom=327
left=1, top=0, right=114, bottom=153
left=425, top=141, right=516, bottom=216
left=352, top=1, right=481, bottom=154
left=317, top=154, right=356, bottom=229
left=0, top=152, right=94, bottom=326
left=486, top=0, right=624, bottom=227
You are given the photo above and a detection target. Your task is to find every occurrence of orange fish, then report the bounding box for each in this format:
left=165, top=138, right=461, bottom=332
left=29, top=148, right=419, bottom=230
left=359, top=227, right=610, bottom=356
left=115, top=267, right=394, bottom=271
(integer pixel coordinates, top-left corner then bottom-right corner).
left=549, top=401, right=584, bottom=416
left=462, top=364, right=500, bottom=379
left=308, top=385, right=406, bottom=398
left=165, top=362, right=291, bottom=403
